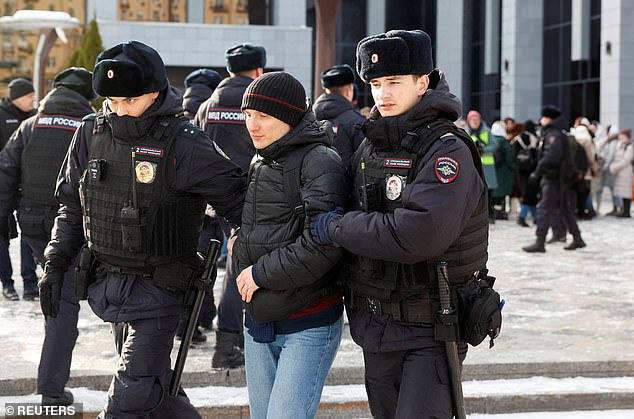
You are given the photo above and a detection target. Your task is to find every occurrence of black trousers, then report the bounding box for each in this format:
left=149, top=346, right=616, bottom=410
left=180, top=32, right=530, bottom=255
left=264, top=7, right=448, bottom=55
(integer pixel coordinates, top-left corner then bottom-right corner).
left=363, top=340, right=467, bottom=419
left=536, top=181, right=580, bottom=240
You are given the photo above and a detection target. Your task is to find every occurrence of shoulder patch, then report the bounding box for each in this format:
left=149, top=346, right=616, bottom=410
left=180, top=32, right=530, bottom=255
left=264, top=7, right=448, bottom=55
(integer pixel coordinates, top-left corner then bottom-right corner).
left=435, top=156, right=460, bottom=184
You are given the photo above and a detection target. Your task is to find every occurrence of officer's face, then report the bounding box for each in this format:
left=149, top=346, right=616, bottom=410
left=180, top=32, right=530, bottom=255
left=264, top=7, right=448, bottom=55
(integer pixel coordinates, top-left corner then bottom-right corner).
left=12, top=92, right=36, bottom=112
left=106, top=92, right=160, bottom=117
left=244, top=109, right=292, bottom=150
left=369, top=74, right=428, bottom=117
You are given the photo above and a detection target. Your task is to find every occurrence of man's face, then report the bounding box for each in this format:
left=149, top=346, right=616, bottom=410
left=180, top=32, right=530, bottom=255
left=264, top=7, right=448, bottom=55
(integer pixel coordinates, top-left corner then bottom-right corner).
left=244, top=109, right=292, bottom=150
left=106, top=92, right=160, bottom=117
left=468, top=115, right=481, bottom=130
left=539, top=116, right=552, bottom=127
left=12, top=92, right=36, bottom=112
left=369, top=74, right=428, bottom=117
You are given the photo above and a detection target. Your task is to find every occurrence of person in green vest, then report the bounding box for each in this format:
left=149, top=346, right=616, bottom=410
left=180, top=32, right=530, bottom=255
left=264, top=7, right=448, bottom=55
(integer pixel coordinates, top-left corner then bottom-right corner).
left=466, top=109, right=498, bottom=223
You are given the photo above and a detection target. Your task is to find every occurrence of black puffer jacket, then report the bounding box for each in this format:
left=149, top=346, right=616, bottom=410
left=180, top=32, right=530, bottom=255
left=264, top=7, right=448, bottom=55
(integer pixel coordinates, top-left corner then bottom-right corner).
left=234, top=112, right=347, bottom=317
left=313, top=92, right=365, bottom=168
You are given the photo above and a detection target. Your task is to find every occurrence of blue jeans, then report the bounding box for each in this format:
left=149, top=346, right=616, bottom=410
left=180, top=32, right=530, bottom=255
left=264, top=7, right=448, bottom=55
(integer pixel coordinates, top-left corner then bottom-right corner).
left=518, top=204, right=538, bottom=223
left=244, top=316, right=343, bottom=419
left=0, top=238, right=38, bottom=288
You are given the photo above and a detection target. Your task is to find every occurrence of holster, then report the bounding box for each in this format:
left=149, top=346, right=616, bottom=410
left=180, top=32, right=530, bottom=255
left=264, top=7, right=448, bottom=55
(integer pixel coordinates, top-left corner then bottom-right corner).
left=75, top=245, right=97, bottom=300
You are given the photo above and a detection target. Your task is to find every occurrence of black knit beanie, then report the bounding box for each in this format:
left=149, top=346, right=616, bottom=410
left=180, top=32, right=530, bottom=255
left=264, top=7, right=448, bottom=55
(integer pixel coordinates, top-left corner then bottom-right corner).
left=8, top=78, right=34, bottom=100
left=241, top=71, right=307, bottom=127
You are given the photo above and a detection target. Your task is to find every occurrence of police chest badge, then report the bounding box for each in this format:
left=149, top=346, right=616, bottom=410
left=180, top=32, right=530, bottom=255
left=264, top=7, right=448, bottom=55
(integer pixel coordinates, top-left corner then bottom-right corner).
left=135, top=161, right=156, bottom=184
left=435, top=156, right=460, bottom=184
left=385, top=174, right=405, bottom=200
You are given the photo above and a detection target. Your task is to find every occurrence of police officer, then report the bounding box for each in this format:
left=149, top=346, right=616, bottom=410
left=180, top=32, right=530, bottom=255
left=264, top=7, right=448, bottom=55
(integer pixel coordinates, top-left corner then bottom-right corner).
left=182, top=68, right=221, bottom=121
left=0, top=67, right=95, bottom=405
left=313, top=64, right=365, bottom=167
left=38, top=41, right=246, bottom=418
left=194, top=43, right=266, bottom=368
left=310, top=30, right=488, bottom=418
left=522, top=105, right=585, bottom=253
left=0, top=78, right=38, bottom=301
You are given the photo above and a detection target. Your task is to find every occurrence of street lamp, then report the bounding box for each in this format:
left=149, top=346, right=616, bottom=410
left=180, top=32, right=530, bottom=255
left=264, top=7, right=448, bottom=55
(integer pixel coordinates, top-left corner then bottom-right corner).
left=0, top=10, right=79, bottom=100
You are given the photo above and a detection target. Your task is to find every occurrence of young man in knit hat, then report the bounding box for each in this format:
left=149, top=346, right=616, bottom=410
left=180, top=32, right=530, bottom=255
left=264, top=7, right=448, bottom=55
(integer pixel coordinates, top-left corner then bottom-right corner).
left=0, top=77, right=38, bottom=301
left=37, top=40, right=247, bottom=418
left=313, top=64, right=366, bottom=167
left=0, top=67, right=96, bottom=406
left=233, top=71, right=346, bottom=419
left=194, top=42, right=267, bottom=369
left=311, top=30, right=490, bottom=418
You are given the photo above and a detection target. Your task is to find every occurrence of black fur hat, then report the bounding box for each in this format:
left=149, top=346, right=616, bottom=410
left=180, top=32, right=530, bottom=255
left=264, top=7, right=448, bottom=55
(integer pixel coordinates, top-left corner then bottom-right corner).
left=53, top=67, right=96, bottom=101
left=541, top=105, right=562, bottom=119
left=320, top=64, right=355, bottom=88
left=225, top=43, right=266, bottom=73
left=184, top=68, right=222, bottom=90
left=356, top=30, right=433, bottom=82
left=92, top=40, right=168, bottom=97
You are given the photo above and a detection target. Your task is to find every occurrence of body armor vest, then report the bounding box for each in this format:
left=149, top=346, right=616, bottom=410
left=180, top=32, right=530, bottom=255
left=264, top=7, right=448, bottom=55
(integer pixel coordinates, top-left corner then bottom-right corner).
left=21, top=114, right=83, bottom=210
left=345, top=122, right=489, bottom=323
left=80, top=113, right=206, bottom=272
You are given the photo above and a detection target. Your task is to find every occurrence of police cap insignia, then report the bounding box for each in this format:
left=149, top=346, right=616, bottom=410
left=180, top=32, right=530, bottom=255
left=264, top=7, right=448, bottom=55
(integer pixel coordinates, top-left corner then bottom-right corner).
left=435, top=156, right=460, bottom=184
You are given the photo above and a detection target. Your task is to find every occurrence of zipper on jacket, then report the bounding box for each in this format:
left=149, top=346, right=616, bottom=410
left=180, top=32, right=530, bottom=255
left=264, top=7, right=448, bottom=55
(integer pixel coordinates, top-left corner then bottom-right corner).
left=246, top=162, right=264, bottom=262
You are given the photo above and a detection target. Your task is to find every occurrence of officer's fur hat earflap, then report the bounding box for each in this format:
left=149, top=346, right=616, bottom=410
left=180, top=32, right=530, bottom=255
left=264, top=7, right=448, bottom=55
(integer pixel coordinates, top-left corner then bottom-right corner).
left=225, top=43, right=266, bottom=73
left=320, top=64, right=355, bottom=88
left=92, top=40, right=168, bottom=97
left=54, top=67, right=96, bottom=101
left=356, top=30, right=433, bottom=82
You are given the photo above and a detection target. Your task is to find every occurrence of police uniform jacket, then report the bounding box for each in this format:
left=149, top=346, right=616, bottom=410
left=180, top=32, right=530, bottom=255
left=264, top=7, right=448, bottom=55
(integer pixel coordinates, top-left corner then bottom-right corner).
left=194, top=76, right=255, bottom=172
left=0, top=86, right=93, bottom=241
left=234, top=112, right=347, bottom=324
left=329, top=72, right=486, bottom=352
left=313, top=92, right=365, bottom=168
left=533, top=123, right=569, bottom=182
left=44, top=85, right=247, bottom=322
left=0, top=97, right=35, bottom=150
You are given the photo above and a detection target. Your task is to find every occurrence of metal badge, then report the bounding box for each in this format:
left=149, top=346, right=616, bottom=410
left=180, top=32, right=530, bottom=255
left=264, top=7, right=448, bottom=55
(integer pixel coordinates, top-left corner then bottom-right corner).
left=385, top=174, right=405, bottom=200
left=135, top=161, right=157, bottom=184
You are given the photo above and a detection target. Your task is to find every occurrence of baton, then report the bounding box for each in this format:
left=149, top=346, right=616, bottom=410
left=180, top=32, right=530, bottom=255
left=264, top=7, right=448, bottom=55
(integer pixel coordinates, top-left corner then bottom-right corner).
left=169, top=239, right=221, bottom=397
left=436, top=261, right=467, bottom=419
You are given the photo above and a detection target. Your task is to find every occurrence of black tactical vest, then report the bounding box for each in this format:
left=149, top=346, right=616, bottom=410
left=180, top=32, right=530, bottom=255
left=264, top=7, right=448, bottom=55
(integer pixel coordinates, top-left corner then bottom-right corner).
left=345, top=121, right=489, bottom=323
left=80, top=113, right=206, bottom=273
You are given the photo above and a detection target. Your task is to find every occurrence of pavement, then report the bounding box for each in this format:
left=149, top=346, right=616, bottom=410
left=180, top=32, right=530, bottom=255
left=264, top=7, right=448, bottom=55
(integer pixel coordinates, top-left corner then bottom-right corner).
left=0, top=203, right=633, bottom=418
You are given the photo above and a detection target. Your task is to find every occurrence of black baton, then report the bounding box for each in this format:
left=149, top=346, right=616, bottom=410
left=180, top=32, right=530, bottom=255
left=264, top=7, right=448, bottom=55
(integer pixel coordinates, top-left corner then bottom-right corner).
left=169, top=239, right=221, bottom=397
left=436, top=261, right=467, bottom=419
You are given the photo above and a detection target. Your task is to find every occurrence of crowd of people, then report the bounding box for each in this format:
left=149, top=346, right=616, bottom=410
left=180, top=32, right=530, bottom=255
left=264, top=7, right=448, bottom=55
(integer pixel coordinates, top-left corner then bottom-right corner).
left=0, top=25, right=629, bottom=419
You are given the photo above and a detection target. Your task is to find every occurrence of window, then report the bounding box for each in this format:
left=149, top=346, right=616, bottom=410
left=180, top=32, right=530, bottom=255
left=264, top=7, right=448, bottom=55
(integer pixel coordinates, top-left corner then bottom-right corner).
left=153, top=10, right=160, bottom=20
left=213, top=15, right=224, bottom=24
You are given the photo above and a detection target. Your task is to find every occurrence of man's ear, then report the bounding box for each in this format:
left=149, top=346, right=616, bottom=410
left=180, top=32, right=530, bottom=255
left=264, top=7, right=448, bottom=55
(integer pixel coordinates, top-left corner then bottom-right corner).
left=417, top=74, right=429, bottom=96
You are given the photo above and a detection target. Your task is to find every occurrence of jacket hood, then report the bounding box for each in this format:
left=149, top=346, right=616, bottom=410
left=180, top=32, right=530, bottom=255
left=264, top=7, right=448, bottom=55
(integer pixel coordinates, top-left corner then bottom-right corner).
left=313, top=93, right=355, bottom=120
left=258, top=111, right=334, bottom=160
left=361, top=69, right=462, bottom=150
left=105, top=84, right=184, bottom=142
left=39, top=86, right=94, bottom=117
left=0, top=97, right=35, bottom=120
left=212, top=76, right=253, bottom=108
left=183, top=83, right=213, bottom=118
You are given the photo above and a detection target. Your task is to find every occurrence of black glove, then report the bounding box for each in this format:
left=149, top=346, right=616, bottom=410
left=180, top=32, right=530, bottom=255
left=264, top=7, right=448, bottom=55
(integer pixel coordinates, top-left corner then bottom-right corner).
left=39, top=263, right=64, bottom=318
left=528, top=172, right=539, bottom=185
left=476, top=140, right=486, bottom=155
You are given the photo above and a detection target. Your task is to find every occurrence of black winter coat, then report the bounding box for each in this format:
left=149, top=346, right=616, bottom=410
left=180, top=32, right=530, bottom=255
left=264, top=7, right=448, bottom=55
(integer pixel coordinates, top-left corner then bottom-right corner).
left=234, top=112, right=347, bottom=320
left=44, top=85, right=247, bottom=322
left=0, top=97, right=35, bottom=150
left=313, top=92, right=365, bottom=168
left=194, top=76, right=255, bottom=172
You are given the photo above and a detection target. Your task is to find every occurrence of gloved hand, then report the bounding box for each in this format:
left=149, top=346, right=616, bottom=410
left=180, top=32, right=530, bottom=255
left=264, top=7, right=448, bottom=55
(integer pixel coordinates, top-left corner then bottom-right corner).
left=310, top=207, right=345, bottom=246
left=39, top=263, right=64, bottom=318
left=476, top=140, right=486, bottom=155
left=528, top=172, right=539, bottom=185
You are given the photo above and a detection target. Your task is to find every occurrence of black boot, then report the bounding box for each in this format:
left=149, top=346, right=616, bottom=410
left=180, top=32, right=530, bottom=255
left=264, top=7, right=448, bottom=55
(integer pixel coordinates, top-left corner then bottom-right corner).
left=546, top=234, right=566, bottom=244
left=42, top=389, right=74, bottom=406
left=212, top=330, right=244, bottom=369
left=517, top=217, right=529, bottom=227
left=522, top=237, right=546, bottom=253
left=564, top=235, right=586, bottom=250
left=617, top=199, right=631, bottom=218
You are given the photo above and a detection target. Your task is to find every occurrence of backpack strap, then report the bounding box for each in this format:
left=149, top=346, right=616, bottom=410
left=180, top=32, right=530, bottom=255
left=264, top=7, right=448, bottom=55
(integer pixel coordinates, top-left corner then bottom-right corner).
left=283, top=144, right=321, bottom=221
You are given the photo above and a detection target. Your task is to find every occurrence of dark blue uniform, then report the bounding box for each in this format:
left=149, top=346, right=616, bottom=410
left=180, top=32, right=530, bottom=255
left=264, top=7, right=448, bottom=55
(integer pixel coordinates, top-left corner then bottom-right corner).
left=45, top=86, right=246, bottom=418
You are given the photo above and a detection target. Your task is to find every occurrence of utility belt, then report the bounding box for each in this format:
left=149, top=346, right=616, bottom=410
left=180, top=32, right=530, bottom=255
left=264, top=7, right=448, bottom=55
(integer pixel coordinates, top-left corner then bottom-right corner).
left=345, top=289, right=435, bottom=324
left=75, top=245, right=199, bottom=300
